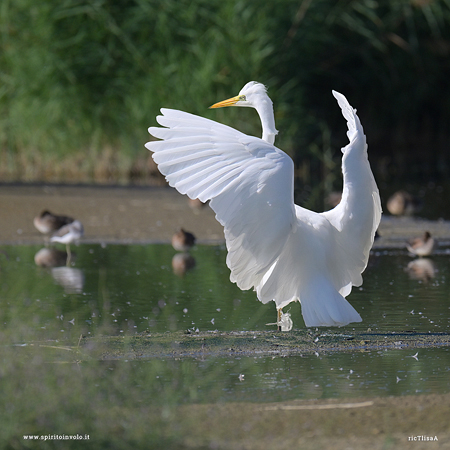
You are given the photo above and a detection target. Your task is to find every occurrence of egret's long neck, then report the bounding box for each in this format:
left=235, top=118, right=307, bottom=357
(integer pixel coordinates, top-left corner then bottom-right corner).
left=255, top=97, right=278, bottom=145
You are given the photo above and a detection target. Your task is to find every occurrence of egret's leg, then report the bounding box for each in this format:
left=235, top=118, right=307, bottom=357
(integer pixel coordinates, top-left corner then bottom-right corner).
left=66, top=244, right=72, bottom=266
left=277, top=308, right=283, bottom=332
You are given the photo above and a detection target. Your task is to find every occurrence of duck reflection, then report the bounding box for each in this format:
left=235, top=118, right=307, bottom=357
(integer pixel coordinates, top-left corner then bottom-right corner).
left=34, top=247, right=68, bottom=267
left=51, top=266, right=85, bottom=294
left=172, top=252, right=196, bottom=277
left=405, top=258, right=435, bottom=283
left=34, top=248, right=84, bottom=293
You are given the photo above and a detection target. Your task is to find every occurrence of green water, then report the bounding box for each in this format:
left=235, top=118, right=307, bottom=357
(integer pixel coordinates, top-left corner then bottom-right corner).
left=1, top=243, right=450, bottom=447
left=1, top=243, right=450, bottom=400
left=3, top=244, right=449, bottom=338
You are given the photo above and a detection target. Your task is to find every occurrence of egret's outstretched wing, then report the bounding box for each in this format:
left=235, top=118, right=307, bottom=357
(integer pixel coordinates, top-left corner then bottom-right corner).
left=146, top=109, right=296, bottom=290
left=322, top=91, right=382, bottom=291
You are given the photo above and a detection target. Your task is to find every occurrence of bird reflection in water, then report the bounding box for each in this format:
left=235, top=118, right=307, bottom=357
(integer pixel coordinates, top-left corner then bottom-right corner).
left=34, top=248, right=85, bottom=293
left=50, top=266, right=85, bottom=294
left=34, top=247, right=68, bottom=268
left=172, top=252, right=196, bottom=277
left=405, top=258, right=435, bottom=283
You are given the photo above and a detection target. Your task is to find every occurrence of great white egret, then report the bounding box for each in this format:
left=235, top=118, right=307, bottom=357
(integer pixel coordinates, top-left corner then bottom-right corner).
left=50, top=220, right=84, bottom=265
left=406, top=231, right=435, bottom=256
left=146, top=81, right=381, bottom=328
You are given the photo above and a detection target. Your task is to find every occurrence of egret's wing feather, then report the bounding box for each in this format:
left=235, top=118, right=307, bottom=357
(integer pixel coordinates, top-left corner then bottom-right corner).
left=322, top=91, right=381, bottom=290
left=146, top=94, right=378, bottom=329
left=146, top=109, right=296, bottom=290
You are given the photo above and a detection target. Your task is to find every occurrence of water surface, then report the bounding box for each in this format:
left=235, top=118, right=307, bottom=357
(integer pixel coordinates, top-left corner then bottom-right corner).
left=1, top=243, right=450, bottom=402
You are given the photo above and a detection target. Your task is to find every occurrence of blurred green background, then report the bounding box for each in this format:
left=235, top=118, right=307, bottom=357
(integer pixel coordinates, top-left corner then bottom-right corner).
left=1, top=0, right=449, bottom=195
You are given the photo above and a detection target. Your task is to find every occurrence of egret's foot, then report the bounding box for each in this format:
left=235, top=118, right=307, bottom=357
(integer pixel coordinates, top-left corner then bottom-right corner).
left=266, top=309, right=293, bottom=331
left=278, top=309, right=293, bottom=332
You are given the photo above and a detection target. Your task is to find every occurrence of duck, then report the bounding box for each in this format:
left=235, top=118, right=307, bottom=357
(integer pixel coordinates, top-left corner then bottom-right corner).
left=171, top=228, right=196, bottom=252
left=386, top=190, right=422, bottom=216
left=33, top=210, right=74, bottom=235
left=406, top=231, right=435, bottom=257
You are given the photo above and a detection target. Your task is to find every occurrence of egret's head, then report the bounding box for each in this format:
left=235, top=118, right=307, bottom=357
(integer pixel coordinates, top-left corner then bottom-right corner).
left=210, top=81, right=268, bottom=109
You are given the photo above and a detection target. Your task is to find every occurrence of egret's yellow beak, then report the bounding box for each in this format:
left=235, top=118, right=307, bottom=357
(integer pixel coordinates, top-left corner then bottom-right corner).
left=209, top=95, right=243, bottom=109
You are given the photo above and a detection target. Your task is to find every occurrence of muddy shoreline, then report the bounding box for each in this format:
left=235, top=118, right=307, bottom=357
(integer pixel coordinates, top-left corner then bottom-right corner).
left=80, top=330, right=450, bottom=361
left=2, top=183, right=450, bottom=246
left=0, top=183, right=224, bottom=245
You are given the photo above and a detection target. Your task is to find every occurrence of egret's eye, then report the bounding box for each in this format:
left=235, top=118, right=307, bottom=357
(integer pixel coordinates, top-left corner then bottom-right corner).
left=239, top=95, right=246, bottom=101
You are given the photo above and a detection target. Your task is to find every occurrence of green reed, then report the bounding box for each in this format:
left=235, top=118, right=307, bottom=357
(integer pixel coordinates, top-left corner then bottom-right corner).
left=1, top=0, right=449, bottom=189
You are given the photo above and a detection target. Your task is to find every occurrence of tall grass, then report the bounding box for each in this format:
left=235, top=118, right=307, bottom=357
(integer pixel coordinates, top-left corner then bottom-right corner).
left=1, top=0, right=450, bottom=190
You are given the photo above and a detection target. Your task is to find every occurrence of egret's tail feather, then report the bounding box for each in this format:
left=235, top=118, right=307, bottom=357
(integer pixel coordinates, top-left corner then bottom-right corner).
left=300, top=277, right=362, bottom=327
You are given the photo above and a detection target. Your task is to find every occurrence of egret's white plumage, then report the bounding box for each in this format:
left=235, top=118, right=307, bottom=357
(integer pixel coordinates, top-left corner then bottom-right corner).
left=145, top=82, right=381, bottom=327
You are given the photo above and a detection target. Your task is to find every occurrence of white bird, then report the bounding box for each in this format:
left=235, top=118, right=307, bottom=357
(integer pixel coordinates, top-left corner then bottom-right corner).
left=145, top=82, right=381, bottom=328
left=50, top=220, right=84, bottom=265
